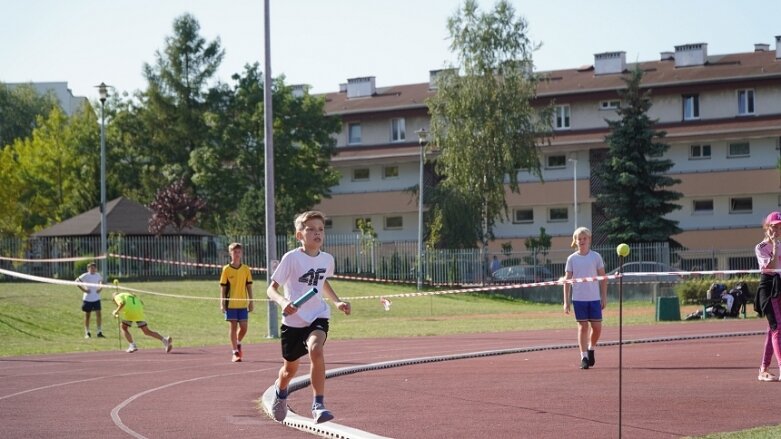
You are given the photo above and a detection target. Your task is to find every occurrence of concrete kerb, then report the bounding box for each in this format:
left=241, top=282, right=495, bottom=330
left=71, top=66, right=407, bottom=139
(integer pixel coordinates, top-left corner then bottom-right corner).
left=257, top=330, right=766, bottom=438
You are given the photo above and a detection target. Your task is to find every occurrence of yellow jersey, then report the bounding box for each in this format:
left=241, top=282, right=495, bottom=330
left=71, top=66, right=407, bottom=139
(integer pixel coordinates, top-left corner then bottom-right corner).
left=114, top=292, right=145, bottom=322
left=220, top=264, right=253, bottom=309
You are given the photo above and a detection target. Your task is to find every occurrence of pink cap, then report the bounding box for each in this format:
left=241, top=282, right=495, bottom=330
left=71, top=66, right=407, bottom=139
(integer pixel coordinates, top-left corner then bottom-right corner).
left=766, top=211, right=781, bottom=226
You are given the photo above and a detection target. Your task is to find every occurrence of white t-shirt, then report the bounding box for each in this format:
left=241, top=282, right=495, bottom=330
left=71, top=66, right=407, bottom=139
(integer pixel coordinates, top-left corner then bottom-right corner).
left=565, top=250, right=605, bottom=302
left=271, top=248, right=335, bottom=328
left=77, top=272, right=103, bottom=302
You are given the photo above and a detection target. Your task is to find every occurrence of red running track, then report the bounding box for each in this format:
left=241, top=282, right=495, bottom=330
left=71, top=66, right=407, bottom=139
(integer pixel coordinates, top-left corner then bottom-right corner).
left=1, top=319, right=780, bottom=438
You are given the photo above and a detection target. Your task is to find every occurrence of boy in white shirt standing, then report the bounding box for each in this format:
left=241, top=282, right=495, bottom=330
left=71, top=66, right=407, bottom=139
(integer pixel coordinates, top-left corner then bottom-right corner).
left=76, top=262, right=104, bottom=338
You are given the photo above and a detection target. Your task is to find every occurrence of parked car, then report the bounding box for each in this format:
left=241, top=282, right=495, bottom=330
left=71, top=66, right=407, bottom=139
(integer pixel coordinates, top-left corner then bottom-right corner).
left=608, top=261, right=684, bottom=283
left=492, top=265, right=554, bottom=284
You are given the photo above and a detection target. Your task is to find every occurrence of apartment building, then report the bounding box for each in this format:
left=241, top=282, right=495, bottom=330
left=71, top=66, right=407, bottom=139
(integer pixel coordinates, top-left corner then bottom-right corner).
left=315, top=37, right=781, bottom=254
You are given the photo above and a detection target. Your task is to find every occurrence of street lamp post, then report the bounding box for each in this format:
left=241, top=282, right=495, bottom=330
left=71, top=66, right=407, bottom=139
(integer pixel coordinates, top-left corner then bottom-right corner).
left=568, top=157, right=578, bottom=229
left=97, top=83, right=109, bottom=276
left=415, top=128, right=428, bottom=292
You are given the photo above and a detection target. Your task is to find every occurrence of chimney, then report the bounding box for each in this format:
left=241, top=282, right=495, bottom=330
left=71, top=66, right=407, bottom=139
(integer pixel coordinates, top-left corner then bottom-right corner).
left=674, top=43, right=708, bottom=67
left=429, top=69, right=444, bottom=89
left=660, top=51, right=674, bottom=61
left=593, top=51, right=626, bottom=75
left=755, top=43, right=770, bottom=52
left=346, top=76, right=376, bottom=98
left=338, top=83, right=347, bottom=93
left=290, top=84, right=308, bottom=98
left=776, top=35, right=781, bottom=59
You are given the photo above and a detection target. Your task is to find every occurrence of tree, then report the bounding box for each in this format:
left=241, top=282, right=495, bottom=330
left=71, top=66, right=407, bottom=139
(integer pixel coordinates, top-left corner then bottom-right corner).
left=0, top=83, right=59, bottom=148
left=427, top=0, right=552, bottom=248
left=135, top=13, right=225, bottom=193
left=191, top=64, right=340, bottom=234
left=148, top=178, right=207, bottom=235
left=1, top=106, right=99, bottom=235
left=594, top=67, right=682, bottom=244
left=524, top=226, right=552, bottom=265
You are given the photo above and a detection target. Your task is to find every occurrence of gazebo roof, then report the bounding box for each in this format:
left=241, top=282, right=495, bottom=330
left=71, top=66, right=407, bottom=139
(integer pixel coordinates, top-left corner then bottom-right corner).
left=32, top=197, right=213, bottom=237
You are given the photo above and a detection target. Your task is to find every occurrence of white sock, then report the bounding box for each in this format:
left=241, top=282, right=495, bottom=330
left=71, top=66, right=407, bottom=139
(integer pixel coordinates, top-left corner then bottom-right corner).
left=97, top=326, right=102, bottom=333
left=581, top=351, right=588, bottom=359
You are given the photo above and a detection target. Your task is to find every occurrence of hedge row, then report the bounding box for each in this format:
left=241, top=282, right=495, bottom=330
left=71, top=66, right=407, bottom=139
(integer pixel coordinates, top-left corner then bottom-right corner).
left=674, top=276, right=759, bottom=304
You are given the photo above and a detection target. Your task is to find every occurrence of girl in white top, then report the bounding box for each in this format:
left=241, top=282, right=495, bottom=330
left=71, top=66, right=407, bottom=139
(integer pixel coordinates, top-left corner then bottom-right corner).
left=563, top=227, right=607, bottom=369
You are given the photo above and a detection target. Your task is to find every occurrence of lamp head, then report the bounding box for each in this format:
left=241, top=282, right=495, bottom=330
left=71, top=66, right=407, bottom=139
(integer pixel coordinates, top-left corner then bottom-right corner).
left=96, top=82, right=109, bottom=103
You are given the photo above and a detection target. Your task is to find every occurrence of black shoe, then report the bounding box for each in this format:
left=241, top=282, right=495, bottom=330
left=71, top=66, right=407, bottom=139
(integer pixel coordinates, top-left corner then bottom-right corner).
left=97, top=332, right=106, bottom=338
left=588, top=349, right=595, bottom=367
left=580, top=357, right=589, bottom=369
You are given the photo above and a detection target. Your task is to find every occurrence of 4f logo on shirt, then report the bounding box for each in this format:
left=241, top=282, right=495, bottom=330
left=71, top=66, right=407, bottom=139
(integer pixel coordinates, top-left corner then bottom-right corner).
left=298, top=268, right=326, bottom=286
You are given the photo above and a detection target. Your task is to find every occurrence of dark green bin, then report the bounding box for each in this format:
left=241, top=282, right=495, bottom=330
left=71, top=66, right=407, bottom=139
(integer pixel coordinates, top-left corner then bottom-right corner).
left=656, top=297, right=681, bottom=321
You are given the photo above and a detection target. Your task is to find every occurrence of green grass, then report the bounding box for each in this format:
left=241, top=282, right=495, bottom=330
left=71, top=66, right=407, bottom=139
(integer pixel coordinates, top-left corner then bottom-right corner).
left=0, top=279, right=777, bottom=438
left=0, top=279, right=666, bottom=356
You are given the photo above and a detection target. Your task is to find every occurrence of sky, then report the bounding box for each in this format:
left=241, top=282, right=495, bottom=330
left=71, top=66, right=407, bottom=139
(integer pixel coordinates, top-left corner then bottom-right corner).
left=3, top=0, right=781, bottom=100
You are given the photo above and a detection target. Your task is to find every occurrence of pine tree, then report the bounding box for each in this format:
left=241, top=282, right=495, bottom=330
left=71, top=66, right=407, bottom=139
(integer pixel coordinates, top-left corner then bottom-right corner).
left=595, top=67, right=682, bottom=244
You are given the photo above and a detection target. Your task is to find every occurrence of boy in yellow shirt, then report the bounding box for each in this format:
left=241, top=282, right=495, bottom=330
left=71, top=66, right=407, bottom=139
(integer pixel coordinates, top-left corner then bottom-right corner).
left=112, top=291, right=172, bottom=353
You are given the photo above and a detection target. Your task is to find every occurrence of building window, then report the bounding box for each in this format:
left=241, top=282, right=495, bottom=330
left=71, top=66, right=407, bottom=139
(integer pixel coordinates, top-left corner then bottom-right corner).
left=729, top=197, right=752, bottom=214
left=391, top=118, right=406, bottom=142
left=324, top=218, right=333, bottom=229
left=682, top=94, right=699, bottom=120
left=352, top=168, right=370, bottom=181
left=384, top=216, right=403, bottom=230
left=600, top=100, right=620, bottom=110
left=348, top=123, right=362, bottom=144
left=383, top=166, right=399, bottom=179
left=737, top=89, right=754, bottom=115
left=548, top=207, right=568, bottom=222
left=546, top=154, right=566, bottom=169
left=554, top=105, right=570, bottom=129
left=513, top=209, right=534, bottom=224
left=689, top=144, right=711, bottom=159
left=728, top=142, right=750, bottom=158
left=692, top=199, right=714, bottom=214
left=353, top=217, right=372, bottom=231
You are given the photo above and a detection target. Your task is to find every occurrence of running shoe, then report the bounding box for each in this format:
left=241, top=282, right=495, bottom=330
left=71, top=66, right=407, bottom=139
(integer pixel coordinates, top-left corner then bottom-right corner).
left=231, top=352, right=241, bottom=363
left=588, top=349, right=596, bottom=367
left=580, top=357, right=589, bottom=369
left=312, top=402, right=334, bottom=424
left=85, top=332, right=91, bottom=339
left=97, top=332, right=106, bottom=338
left=758, top=370, right=777, bottom=382
left=237, top=343, right=242, bottom=360
left=126, top=344, right=138, bottom=353
left=163, top=336, right=173, bottom=353
left=271, top=387, right=288, bottom=422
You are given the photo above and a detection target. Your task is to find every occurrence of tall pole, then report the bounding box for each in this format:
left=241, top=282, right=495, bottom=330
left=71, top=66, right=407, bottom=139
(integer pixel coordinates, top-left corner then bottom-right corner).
left=263, top=0, right=279, bottom=337
left=569, top=157, right=578, bottom=229
left=98, top=83, right=108, bottom=277
left=415, top=129, right=428, bottom=292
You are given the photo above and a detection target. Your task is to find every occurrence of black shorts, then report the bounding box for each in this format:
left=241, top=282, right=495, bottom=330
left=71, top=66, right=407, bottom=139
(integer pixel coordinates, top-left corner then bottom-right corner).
left=82, top=300, right=101, bottom=312
left=280, top=318, right=329, bottom=362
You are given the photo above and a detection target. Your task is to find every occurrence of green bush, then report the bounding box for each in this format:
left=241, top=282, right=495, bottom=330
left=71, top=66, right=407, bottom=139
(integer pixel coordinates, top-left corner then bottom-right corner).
left=674, top=276, right=759, bottom=304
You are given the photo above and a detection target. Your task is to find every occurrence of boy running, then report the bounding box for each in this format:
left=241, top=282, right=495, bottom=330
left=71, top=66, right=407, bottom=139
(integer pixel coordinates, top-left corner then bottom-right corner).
left=111, top=291, right=172, bottom=353
left=267, top=211, right=351, bottom=424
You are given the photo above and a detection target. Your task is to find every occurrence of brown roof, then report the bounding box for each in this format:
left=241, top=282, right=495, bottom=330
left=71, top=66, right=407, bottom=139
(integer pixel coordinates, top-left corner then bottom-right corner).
left=321, top=50, right=781, bottom=113
left=32, top=197, right=213, bottom=237
left=323, top=83, right=432, bottom=115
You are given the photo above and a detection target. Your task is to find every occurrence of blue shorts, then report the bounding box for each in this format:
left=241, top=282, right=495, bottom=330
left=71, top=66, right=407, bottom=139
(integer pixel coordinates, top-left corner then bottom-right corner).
left=82, top=300, right=101, bottom=312
left=225, top=308, right=249, bottom=322
left=573, top=300, right=602, bottom=322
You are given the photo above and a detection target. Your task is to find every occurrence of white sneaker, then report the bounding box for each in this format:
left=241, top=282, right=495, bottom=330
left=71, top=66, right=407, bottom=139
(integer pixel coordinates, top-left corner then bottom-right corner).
left=126, top=344, right=138, bottom=353
left=163, top=336, right=173, bottom=353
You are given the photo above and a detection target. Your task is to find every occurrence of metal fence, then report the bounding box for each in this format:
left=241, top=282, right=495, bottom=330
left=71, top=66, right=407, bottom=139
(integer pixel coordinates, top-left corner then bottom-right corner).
left=0, top=235, right=759, bottom=285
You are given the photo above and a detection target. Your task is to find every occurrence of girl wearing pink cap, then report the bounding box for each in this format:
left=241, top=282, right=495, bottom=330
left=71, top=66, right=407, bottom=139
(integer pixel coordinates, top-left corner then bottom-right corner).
left=756, top=211, right=781, bottom=381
